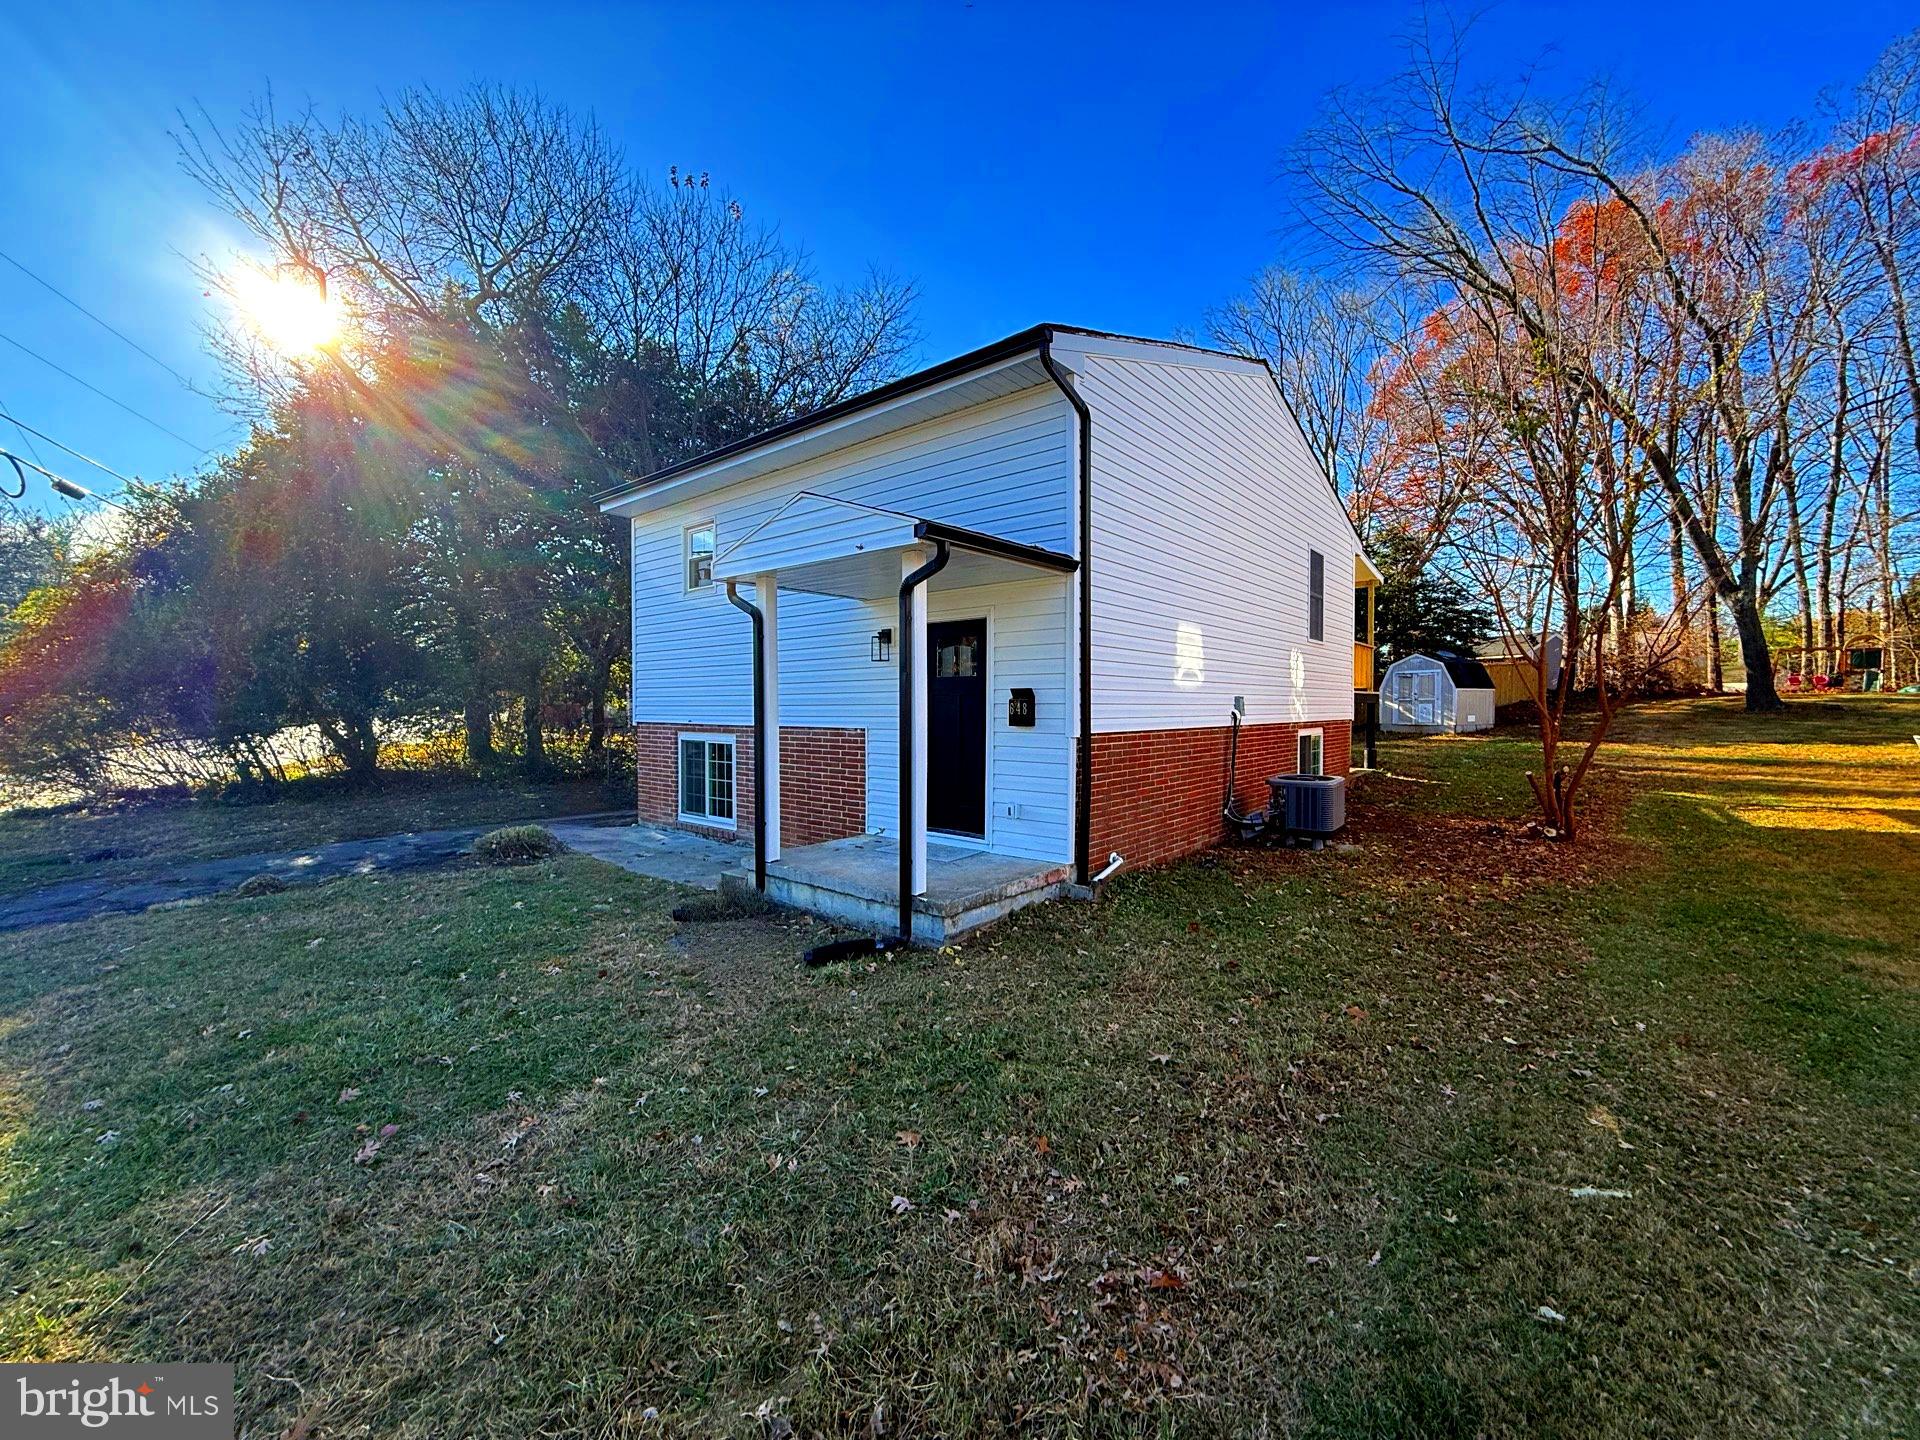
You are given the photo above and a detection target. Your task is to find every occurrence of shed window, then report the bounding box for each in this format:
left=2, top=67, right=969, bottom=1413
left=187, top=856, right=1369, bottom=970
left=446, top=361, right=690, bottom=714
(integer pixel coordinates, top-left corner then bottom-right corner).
left=1297, top=729, right=1324, bottom=776
left=1308, top=550, right=1325, bottom=641
left=685, top=522, right=715, bottom=591
left=678, top=734, right=735, bottom=826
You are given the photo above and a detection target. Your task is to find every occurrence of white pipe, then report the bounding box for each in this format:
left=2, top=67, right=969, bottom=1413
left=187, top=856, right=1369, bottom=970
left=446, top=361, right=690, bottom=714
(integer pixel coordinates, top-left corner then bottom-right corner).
left=1091, top=851, right=1125, bottom=884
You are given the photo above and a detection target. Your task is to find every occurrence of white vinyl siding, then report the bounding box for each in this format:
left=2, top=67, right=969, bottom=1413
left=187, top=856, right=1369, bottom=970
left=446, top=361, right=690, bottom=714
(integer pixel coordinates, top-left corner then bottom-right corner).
left=1071, top=349, right=1361, bottom=732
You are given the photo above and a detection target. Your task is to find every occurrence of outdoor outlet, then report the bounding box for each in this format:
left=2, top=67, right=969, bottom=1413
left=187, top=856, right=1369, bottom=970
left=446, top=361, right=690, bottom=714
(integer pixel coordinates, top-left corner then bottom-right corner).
left=1232, top=695, right=1247, bottom=716
left=1001, top=801, right=1022, bottom=820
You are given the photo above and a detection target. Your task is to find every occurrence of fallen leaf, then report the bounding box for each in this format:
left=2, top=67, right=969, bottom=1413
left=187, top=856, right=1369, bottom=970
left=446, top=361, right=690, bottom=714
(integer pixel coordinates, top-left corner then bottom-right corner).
left=895, top=1130, right=921, bottom=1149
left=889, top=1194, right=913, bottom=1215
left=337, top=1087, right=361, bottom=1104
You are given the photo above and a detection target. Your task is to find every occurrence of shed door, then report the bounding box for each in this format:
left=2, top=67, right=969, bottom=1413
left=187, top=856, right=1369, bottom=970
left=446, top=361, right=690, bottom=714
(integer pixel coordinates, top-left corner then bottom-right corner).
left=1402, top=670, right=1437, bottom=725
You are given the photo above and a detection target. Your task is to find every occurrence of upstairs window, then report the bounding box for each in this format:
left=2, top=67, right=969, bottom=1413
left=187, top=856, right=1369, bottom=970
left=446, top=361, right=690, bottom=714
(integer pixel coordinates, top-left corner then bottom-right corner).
left=678, top=734, right=735, bottom=826
left=1308, top=549, right=1326, bottom=641
left=1297, top=729, right=1324, bottom=776
left=685, top=522, right=715, bottom=591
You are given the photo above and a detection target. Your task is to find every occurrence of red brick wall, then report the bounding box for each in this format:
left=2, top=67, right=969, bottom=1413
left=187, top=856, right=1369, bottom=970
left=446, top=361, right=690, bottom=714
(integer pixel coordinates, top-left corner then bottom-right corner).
left=779, top=728, right=867, bottom=847
left=633, top=722, right=865, bottom=848
left=1087, top=720, right=1351, bottom=872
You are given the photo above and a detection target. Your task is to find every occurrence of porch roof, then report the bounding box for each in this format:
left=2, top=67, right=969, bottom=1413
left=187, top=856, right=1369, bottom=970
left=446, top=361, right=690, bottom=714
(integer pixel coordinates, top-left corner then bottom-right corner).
left=712, top=491, right=1077, bottom=599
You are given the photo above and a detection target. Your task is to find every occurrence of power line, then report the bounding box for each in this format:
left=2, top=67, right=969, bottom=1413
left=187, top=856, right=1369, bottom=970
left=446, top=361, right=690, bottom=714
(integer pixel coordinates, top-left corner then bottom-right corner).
left=0, top=388, right=47, bottom=466
left=0, top=246, right=200, bottom=391
left=0, top=447, right=128, bottom=511
left=0, top=409, right=144, bottom=489
left=0, top=328, right=214, bottom=455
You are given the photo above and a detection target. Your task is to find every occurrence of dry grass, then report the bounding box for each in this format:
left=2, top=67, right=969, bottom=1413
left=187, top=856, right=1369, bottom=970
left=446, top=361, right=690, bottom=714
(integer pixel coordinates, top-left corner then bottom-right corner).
left=0, top=695, right=1913, bottom=1436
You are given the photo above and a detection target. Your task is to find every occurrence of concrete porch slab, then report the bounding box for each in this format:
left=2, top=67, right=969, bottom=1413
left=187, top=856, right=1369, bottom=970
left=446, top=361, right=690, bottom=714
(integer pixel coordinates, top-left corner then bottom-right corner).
left=730, top=835, right=1070, bottom=945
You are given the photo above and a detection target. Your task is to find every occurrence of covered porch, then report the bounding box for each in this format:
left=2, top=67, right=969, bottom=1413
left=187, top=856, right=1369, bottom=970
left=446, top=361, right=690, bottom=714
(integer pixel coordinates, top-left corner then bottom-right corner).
left=712, top=491, right=1079, bottom=943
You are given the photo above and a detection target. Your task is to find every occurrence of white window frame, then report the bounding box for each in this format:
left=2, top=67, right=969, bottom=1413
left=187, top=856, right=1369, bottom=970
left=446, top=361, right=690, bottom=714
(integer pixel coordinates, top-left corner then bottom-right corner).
left=684, top=520, right=716, bottom=592
left=677, top=731, right=737, bottom=829
left=1296, top=727, right=1324, bottom=776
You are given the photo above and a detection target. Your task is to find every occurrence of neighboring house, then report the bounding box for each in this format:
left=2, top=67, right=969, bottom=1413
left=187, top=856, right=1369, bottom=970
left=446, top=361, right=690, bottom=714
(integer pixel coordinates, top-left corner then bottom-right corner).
left=1380, top=652, right=1497, bottom=734
left=599, top=325, right=1378, bottom=941
left=1477, top=634, right=1564, bottom=708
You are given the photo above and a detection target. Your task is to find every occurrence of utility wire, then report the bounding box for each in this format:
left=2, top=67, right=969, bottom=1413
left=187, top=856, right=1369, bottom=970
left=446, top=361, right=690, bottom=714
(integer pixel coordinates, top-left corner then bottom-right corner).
left=0, top=447, right=128, bottom=511
left=0, top=409, right=145, bottom=489
left=0, top=246, right=200, bottom=391
left=0, top=388, right=47, bottom=466
left=0, top=329, right=213, bottom=455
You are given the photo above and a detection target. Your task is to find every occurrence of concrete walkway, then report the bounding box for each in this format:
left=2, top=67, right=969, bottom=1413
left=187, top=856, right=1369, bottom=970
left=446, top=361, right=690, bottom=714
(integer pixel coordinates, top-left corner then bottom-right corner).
left=0, top=812, right=734, bottom=934
left=544, top=818, right=740, bottom=890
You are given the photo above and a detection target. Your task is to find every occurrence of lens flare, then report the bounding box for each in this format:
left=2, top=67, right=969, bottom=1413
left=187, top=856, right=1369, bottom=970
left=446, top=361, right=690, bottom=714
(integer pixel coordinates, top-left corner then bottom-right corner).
left=230, top=265, right=340, bottom=355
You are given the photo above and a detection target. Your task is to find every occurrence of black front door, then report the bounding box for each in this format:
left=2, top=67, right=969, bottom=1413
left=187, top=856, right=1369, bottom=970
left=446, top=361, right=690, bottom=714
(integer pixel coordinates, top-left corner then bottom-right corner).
left=927, top=618, right=987, bottom=837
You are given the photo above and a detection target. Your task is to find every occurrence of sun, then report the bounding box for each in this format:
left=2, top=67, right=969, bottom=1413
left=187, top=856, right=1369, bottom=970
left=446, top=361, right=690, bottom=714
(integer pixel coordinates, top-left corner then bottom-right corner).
left=229, top=263, right=341, bottom=355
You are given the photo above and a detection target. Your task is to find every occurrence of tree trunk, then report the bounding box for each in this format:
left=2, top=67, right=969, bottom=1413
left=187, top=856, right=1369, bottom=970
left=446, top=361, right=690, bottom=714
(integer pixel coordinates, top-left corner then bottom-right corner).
left=1728, top=590, right=1783, bottom=712
left=464, top=696, right=495, bottom=767
left=321, top=714, right=381, bottom=783
left=521, top=670, right=545, bottom=775
left=587, top=658, right=612, bottom=753
left=1871, top=437, right=1898, bottom=687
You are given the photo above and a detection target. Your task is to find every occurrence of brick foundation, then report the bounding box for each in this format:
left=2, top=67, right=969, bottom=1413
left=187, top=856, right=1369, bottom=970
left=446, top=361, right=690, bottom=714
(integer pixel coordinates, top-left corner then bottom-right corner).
left=1087, top=720, right=1351, bottom=872
left=633, top=722, right=866, bottom=848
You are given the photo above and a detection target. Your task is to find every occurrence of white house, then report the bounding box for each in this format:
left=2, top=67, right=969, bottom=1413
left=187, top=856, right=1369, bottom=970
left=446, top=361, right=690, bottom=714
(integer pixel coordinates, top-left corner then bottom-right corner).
left=1380, top=652, right=1498, bottom=734
left=599, top=325, right=1378, bottom=942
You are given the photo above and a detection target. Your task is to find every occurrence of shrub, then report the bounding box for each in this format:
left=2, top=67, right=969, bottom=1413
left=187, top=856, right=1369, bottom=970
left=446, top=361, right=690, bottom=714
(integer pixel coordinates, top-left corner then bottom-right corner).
left=234, top=873, right=289, bottom=897
left=473, top=824, right=563, bottom=865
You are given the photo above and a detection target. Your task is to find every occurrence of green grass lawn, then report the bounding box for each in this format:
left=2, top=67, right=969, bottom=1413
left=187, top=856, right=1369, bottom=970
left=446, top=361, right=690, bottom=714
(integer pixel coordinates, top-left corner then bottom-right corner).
left=0, top=697, right=1913, bottom=1437
left=0, top=773, right=618, bottom=899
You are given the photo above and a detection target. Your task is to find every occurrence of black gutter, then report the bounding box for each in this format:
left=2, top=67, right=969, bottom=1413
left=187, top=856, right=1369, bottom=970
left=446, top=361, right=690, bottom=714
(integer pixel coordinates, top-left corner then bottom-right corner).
left=912, top=519, right=1079, bottom=574
left=1036, top=332, right=1095, bottom=887
left=896, top=538, right=951, bottom=943
left=723, top=581, right=768, bottom=892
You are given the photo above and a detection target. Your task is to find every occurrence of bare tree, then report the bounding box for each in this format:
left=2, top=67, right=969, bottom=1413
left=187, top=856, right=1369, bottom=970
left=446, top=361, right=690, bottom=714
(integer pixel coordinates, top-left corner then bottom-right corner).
left=1208, top=268, right=1382, bottom=506
left=1292, top=24, right=1800, bottom=709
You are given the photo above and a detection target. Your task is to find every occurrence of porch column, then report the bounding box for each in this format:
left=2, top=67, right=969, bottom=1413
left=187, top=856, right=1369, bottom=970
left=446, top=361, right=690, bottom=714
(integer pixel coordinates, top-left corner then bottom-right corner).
left=754, top=573, right=781, bottom=862
left=902, top=546, right=930, bottom=896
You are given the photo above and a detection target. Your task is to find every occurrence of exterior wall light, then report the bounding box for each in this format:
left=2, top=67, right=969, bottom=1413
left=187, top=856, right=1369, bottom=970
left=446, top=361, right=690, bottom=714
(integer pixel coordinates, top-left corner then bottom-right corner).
left=871, top=628, right=893, bottom=663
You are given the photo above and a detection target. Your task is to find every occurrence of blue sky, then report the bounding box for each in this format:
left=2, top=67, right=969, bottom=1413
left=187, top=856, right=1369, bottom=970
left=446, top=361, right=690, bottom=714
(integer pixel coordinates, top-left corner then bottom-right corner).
left=1, top=0, right=1912, bottom=515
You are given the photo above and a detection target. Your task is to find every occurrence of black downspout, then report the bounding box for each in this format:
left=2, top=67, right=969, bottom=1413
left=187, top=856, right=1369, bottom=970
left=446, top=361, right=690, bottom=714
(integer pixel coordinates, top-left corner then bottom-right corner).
left=897, top=538, right=952, bottom=943
left=724, top=580, right=768, bottom=892
left=1037, top=332, right=1095, bottom=886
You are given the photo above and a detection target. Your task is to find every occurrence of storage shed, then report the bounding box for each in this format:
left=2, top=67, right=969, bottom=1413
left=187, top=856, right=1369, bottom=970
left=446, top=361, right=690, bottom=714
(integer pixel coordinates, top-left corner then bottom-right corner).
left=1380, top=652, right=1498, bottom=734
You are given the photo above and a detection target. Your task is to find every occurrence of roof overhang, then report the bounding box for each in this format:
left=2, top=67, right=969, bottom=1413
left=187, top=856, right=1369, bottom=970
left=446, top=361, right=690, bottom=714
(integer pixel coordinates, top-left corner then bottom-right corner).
left=713, top=492, right=1076, bottom=600
left=1355, top=550, right=1384, bottom=585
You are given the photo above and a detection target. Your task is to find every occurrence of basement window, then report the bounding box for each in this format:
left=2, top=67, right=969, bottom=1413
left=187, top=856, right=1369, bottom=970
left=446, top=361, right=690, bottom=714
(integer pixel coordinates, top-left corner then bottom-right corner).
left=678, top=733, right=736, bottom=827
left=1296, top=728, right=1324, bottom=776
left=685, top=522, right=716, bottom=591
